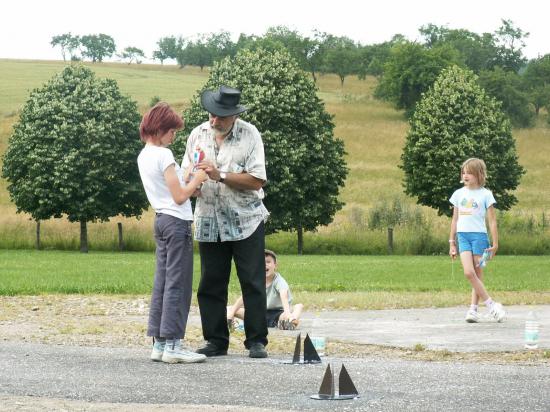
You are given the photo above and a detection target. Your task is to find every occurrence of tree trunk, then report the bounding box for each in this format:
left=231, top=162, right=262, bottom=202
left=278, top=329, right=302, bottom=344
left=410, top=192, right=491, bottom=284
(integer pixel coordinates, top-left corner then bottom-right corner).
left=311, top=70, right=317, bottom=83
left=297, top=224, right=303, bottom=255
left=35, top=220, right=41, bottom=250
left=80, top=219, right=88, bottom=253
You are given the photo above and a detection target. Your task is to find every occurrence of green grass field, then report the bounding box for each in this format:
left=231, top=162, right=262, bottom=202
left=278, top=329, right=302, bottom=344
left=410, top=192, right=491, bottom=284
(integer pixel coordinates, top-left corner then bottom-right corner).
left=1, top=250, right=549, bottom=300
left=0, top=59, right=549, bottom=252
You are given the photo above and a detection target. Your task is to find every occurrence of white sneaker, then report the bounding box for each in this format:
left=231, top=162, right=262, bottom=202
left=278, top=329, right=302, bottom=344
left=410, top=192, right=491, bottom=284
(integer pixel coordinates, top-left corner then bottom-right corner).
left=162, top=343, right=207, bottom=364
left=489, top=302, right=506, bottom=323
left=150, top=340, right=165, bottom=362
left=465, top=309, right=480, bottom=323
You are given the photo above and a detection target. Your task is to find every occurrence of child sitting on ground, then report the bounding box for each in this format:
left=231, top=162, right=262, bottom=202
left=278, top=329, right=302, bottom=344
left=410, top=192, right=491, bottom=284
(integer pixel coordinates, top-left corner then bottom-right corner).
left=227, top=249, right=303, bottom=330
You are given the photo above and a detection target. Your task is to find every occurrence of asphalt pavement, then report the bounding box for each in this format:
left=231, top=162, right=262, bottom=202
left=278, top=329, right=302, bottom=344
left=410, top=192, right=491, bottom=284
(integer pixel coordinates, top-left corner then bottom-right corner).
left=1, top=305, right=549, bottom=411
left=1, top=342, right=549, bottom=411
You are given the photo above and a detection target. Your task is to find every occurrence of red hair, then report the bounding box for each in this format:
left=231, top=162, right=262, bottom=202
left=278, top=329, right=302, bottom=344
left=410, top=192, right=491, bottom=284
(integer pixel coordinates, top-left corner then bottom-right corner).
left=139, top=102, right=184, bottom=143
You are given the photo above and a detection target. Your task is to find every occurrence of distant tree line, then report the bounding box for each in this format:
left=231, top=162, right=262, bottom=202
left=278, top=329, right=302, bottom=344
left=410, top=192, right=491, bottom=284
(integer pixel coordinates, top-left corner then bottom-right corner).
left=51, top=33, right=145, bottom=64
left=52, top=19, right=550, bottom=128
left=150, top=21, right=550, bottom=128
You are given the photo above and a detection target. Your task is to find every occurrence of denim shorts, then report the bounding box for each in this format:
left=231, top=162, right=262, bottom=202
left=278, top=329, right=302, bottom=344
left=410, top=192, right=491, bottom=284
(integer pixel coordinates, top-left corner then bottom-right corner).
left=457, top=232, right=489, bottom=256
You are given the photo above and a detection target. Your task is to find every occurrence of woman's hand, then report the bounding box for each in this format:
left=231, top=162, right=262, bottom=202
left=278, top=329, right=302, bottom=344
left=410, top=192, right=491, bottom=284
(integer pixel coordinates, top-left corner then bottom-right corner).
left=193, top=169, right=208, bottom=184
left=197, top=160, right=221, bottom=181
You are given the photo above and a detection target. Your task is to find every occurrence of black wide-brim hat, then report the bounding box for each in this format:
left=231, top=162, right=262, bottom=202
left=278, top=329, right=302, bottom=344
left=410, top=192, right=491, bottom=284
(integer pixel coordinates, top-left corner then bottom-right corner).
left=201, top=85, right=248, bottom=117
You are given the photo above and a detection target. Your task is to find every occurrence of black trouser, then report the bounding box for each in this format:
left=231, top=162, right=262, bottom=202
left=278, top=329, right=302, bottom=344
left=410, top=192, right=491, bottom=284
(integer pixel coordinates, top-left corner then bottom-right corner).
left=198, top=222, right=267, bottom=349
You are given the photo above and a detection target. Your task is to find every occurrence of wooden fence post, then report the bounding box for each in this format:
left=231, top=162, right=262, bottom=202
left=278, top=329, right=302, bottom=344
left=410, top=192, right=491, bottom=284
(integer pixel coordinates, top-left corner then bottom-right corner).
left=36, top=220, right=41, bottom=250
left=387, top=227, right=393, bottom=254
left=118, top=222, right=125, bottom=251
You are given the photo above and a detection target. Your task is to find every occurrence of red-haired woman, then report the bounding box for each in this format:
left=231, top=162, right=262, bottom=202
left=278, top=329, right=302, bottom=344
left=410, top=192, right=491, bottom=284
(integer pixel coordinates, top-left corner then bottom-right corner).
left=137, top=102, right=207, bottom=364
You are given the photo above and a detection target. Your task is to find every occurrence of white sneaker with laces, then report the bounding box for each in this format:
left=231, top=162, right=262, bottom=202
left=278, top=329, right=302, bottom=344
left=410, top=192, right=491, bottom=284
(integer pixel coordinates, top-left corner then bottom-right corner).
left=162, top=343, right=207, bottom=364
left=465, top=309, right=480, bottom=323
left=489, top=302, right=506, bottom=322
left=150, top=340, right=165, bottom=362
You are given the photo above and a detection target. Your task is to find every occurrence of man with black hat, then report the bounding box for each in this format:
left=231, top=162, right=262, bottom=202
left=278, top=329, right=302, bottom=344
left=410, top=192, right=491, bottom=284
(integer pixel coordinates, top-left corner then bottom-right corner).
left=182, top=85, right=270, bottom=358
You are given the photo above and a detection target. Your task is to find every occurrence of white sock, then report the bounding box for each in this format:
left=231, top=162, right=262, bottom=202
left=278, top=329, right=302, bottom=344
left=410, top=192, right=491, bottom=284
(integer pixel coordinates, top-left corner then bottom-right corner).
left=469, top=305, right=478, bottom=312
left=165, top=339, right=180, bottom=350
left=484, top=298, right=494, bottom=308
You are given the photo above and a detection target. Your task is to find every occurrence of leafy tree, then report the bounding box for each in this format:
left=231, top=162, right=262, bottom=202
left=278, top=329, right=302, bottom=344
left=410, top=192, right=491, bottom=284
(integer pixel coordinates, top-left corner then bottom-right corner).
left=375, top=41, right=461, bottom=116
left=51, top=33, right=80, bottom=61
left=153, top=36, right=178, bottom=64
left=205, top=30, right=235, bottom=61
left=119, top=46, right=145, bottom=64
left=322, top=36, right=360, bottom=86
left=493, top=19, right=529, bottom=72
left=301, top=30, right=331, bottom=83
left=401, top=66, right=524, bottom=217
left=419, top=24, right=497, bottom=73
left=178, top=34, right=212, bottom=70
left=175, top=37, right=188, bottom=68
left=358, top=36, right=403, bottom=78
left=175, top=48, right=347, bottom=253
left=1, top=65, right=148, bottom=252
left=80, top=34, right=116, bottom=62
left=523, top=54, right=550, bottom=115
left=261, top=26, right=312, bottom=70
left=478, top=67, right=535, bottom=127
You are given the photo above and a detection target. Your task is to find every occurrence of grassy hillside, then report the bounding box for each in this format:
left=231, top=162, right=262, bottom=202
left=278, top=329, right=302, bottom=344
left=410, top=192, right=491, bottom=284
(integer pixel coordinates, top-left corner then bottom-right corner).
left=0, top=59, right=549, bottom=252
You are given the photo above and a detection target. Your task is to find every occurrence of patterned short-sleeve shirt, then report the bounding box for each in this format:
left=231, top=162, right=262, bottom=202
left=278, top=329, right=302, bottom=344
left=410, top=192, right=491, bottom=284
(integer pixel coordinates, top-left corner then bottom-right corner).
left=182, top=119, right=270, bottom=242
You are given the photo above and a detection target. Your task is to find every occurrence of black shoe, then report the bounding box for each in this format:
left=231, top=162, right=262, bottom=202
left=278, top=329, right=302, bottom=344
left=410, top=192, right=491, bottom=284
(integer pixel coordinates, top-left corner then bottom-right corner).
left=196, top=341, right=228, bottom=357
left=248, top=342, right=268, bottom=358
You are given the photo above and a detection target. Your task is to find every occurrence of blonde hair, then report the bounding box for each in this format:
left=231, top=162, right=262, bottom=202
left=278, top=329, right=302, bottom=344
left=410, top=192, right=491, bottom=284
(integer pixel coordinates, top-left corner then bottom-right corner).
left=461, top=158, right=487, bottom=186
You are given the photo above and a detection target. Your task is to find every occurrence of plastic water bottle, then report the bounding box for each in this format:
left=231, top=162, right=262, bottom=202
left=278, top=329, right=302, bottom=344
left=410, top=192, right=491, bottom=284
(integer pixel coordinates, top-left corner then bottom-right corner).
left=524, top=311, right=539, bottom=349
left=236, top=320, right=245, bottom=332
left=478, top=250, right=491, bottom=268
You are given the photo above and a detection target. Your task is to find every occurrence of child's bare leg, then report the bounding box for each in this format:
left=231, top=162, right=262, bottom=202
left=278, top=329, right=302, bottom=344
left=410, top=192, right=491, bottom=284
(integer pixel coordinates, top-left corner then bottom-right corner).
left=227, top=296, right=244, bottom=321
left=460, top=252, right=490, bottom=302
left=227, top=306, right=245, bottom=320
left=470, top=256, right=484, bottom=306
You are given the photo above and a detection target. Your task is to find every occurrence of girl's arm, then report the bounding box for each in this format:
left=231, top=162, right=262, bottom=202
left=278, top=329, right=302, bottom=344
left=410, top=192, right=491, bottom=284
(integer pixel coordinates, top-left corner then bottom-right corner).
left=486, top=205, right=499, bottom=257
left=449, top=207, right=458, bottom=259
left=165, top=165, right=207, bottom=205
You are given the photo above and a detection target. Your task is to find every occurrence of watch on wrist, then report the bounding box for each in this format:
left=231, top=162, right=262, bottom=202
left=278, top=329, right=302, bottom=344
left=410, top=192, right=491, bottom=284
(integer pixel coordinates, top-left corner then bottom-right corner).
left=219, top=172, right=227, bottom=183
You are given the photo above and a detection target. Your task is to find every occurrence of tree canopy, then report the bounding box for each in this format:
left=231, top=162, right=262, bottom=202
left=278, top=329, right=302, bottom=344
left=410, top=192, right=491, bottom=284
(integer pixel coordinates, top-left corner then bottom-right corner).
left=50, top=33, right=80, bottom=61
left=1, top=65, right=148, bottom=252
left=401, top=66, right=524, bottom=217
left=119, top=46, right=146, bottom=64
left=80, top=34, right=116, bottom=62
left=174, top=48, right=348, bottom=253
left=375, top=41, right=461, bottom=116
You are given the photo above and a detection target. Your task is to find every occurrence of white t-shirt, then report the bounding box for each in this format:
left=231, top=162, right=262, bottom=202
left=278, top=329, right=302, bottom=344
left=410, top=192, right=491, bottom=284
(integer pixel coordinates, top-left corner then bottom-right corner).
left=266, top=273, right=292, bottom=310
left=449, top=187, right=496, bottom=233
left=137, top=145, right=193, bottom=221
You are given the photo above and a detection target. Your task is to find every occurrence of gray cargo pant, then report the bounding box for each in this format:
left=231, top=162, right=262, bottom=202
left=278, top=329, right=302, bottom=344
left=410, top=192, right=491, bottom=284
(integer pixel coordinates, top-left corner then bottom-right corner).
left=147, top=213, right=193, bottom=339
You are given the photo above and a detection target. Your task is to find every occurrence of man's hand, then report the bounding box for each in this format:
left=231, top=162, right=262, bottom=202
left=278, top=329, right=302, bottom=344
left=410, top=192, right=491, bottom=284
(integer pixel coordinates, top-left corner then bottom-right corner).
left=197, top=160, right=221, bottom=181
